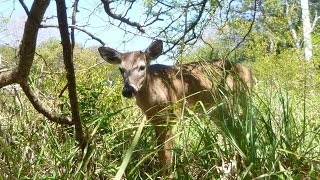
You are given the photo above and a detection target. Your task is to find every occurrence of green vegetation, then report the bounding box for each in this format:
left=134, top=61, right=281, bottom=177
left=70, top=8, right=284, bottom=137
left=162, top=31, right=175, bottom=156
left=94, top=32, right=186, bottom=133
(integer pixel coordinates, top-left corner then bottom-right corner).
left=1, top=0, right=320, bottom=178
left=0, top=38, right=319, bottom=179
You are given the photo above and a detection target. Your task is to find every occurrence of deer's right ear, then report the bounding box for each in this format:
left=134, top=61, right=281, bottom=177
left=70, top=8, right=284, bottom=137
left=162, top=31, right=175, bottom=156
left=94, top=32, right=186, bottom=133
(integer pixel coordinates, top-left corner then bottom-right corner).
left=98, top=47, right=122, bottom=64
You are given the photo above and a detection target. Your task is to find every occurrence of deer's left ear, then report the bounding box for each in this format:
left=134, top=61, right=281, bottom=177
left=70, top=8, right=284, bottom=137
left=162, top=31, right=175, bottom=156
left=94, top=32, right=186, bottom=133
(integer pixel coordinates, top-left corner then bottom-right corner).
left=145, top=40, right=163, bottom=62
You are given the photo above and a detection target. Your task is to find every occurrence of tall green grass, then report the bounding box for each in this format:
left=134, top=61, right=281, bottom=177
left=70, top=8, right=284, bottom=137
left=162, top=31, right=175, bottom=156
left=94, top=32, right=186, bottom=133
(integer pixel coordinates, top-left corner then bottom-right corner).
left=147, top=84, right=318, bottom=179
left=1, top=60, right=319, bottom=179
left=1, top=83, right=319, bottom=179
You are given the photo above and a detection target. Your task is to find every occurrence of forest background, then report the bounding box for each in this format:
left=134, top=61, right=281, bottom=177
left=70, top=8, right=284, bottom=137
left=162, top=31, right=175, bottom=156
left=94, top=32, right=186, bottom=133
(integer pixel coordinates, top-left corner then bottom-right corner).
left=0, top=0, right=319, bottom=179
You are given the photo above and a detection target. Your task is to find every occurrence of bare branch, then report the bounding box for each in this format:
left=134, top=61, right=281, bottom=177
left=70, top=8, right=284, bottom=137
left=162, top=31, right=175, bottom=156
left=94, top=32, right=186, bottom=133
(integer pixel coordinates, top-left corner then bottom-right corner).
left=58, top=84, right=68, bottom=98
left=311, top=11, right=320, bottom=32
left=70, top=25, right=106, bottom=45
left=225, top=0, right=257, bottom=59
left=1, top=0, right=50, bottom=87
left=157, top=11, right=184, bottom=37
left=101, top=0, right=145, bottom=33
left=0, top=69, right=18, bottom=88
left=162, top=0, right=208, bottom=54
left=20, top=82, right=73, bottom=125
left=201, top=35, right=215, bottom=59
left=18, top=0, right=30, bottom=17
left=40, top=24, right=106, bottom=46
left=71, top=0, right=80, bottom=49
left=119, top=0, right=135, bottom=27
left=56, top=0, right=87, bottom=149
left=17, top=0, right=50, bottom=80
left=143, top=7, right=164, bottom=27
left=157, top=1, right=173, bottom=8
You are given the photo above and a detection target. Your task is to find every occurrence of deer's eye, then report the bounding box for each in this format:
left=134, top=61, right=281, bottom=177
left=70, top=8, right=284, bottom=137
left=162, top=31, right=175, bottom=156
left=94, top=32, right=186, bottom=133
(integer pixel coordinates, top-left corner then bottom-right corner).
left=139, top=65, right=145, bottom=71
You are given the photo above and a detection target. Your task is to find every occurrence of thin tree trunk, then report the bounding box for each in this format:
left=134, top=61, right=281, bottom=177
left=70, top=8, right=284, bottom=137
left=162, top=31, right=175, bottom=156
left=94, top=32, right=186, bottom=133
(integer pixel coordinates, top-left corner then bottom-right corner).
left=56, top=0, right=87, bottom=149
left=301, top=0, right=312, bottom=62
left=285, top=0, right=300, bottom=49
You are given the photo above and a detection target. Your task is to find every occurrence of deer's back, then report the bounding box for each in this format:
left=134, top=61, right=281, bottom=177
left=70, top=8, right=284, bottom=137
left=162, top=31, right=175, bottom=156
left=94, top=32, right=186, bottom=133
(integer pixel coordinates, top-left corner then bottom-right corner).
left=136, top=59, right=252, bottom=116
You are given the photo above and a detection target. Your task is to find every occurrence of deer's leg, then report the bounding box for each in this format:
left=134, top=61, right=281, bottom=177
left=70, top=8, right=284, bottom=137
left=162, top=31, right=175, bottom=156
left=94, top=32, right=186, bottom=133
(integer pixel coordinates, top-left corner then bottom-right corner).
left=155, top=124, right=173, bottom=177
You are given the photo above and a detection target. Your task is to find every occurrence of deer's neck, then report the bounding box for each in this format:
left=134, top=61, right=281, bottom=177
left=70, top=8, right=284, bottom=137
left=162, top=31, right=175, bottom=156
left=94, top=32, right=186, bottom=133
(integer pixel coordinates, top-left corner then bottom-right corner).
left=135, top=69, right=151, bottom=111
left=135, top=65, right=178, bottom=116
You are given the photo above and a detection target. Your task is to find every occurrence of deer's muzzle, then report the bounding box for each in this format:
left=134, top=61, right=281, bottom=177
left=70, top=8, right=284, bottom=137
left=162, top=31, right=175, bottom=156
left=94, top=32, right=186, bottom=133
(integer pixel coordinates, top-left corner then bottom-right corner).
left=122, top=84, right=136, bottom=98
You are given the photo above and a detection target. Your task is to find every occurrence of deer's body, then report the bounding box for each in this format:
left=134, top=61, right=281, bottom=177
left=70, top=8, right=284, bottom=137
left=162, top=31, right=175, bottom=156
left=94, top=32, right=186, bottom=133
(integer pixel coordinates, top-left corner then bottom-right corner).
left=136, top=61, right=252, bottom=116
left=98, top=40, right=253, bottom=177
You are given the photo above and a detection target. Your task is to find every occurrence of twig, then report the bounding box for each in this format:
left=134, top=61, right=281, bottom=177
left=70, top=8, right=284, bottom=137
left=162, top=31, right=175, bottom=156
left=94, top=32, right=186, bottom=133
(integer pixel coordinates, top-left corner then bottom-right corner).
left=40, top=24, right=105, bottom=46
left=201, top=36, right=215, bottom=59
left=18, top=0, right=30, bottom=17
left=70, top=25, right=106, bottom=45
left=76, top=61, right=105, bottom=72
left=225, top=0, right=257, bottom=59
left=20, top=81, right=73, bottom=125
left=143, top=7, right=164, bottom=27
left=71, top=0, right=79, bottom=49
left=56, top=0, right=87, bottom=149
left=162, top=0, right=208, bottom=54
left=58, top=84, right=68, bottom=98
left=118, top=0, right=135, bottom=27
left=35, top=52, right=48, bottom=66
left=101, top=0, right=145, bottom=33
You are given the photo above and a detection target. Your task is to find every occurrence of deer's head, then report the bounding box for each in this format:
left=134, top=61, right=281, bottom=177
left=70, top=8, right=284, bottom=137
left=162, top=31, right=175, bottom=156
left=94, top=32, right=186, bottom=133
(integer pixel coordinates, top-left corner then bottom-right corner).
left=98, top=40, right=163, bottom=98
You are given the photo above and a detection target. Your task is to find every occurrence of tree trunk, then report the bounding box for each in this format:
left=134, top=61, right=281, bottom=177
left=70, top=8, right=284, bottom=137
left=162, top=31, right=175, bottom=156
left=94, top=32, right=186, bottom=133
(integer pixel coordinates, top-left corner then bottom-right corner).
left=301, top=0, right=312, bottom=62
left=285, top=0, right=300, bottom=49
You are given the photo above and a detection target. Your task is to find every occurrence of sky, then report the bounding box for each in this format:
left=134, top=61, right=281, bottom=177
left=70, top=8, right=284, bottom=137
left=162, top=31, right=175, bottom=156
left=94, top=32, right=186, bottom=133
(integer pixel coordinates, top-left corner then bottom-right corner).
left=0, top=0, right=171, bottom=64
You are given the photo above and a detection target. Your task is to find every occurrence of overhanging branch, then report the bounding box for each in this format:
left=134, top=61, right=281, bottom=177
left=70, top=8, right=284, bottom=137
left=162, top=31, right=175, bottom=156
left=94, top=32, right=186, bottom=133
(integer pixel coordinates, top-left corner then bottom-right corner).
left=1, top=0, right=74, bottom=127
left=101, top=0, right=145, bottom=33
left=40, top=24, right=105, bottom=46
left=0, top=69, right=18, bottom=88
left=17, top=0, right=50, bottom=80
left=20, top=81, right=73, bottom=125
left=1, top=0, right=50, bottom=87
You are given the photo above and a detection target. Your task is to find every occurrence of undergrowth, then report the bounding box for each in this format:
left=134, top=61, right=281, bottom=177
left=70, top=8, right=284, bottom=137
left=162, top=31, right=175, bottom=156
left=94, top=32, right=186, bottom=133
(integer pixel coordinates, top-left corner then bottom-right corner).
left=0, top=53, right=319, bottom=179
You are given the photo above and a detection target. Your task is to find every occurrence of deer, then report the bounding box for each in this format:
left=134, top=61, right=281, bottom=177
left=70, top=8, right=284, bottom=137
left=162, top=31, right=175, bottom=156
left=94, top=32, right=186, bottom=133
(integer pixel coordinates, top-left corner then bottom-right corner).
left=98, top=40, right=253, bottom=177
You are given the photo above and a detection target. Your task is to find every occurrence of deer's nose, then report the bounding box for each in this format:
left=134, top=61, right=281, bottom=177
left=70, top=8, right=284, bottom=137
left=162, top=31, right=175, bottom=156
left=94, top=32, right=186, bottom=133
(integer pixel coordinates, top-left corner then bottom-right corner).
left=122, top=84, right=135, bottom=98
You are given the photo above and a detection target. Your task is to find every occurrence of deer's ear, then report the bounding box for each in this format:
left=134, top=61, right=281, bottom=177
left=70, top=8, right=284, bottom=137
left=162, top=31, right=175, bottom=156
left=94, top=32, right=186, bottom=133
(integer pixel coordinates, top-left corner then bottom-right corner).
left=145, top=40, right=163, bottom=62
left=98, top=47, right=122, bottom=64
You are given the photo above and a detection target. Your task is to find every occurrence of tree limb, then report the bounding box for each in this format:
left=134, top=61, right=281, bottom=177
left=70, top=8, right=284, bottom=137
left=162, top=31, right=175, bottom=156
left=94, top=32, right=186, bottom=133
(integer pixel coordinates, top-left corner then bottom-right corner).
left=20, top=81, right=73, bottom=125
left=225, top=0, right=257, bottom=59
left=0, top=0, right=75, bottom=127
left=143, top=7, right=164, bottom=27
left=40, top=24, right=105, bottom=45
left=71, top=0, right=79, bottom=49
left=18, top=0, right=31, bottom=17
left=162, top=0, right=208, bottom=54
left=0, top=69, right=18, bottom=88
left=101, top=0, right=145, bottom=33
left=56, top=0, right=87, bottom=149
left=311, top=12, right=320, bottom=32
left=1, top=0, right=50, bottom=87
left=17, top=0, right=50, bottom=80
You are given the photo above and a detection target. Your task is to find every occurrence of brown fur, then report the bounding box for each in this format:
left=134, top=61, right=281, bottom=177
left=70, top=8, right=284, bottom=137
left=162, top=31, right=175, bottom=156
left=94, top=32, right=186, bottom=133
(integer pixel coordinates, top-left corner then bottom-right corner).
left=98, top=40, right=253, bottom=177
